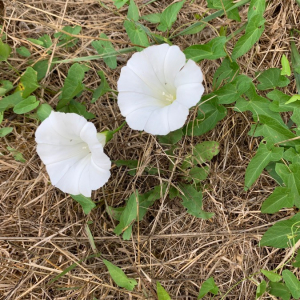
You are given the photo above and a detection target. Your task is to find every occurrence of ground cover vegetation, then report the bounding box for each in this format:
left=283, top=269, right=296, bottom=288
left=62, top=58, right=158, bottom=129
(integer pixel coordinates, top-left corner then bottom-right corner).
left=1, top=0, right=300, bottom=299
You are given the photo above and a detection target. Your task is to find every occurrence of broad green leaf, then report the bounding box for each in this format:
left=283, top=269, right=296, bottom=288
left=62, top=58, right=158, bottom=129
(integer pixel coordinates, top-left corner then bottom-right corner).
left=113, top=0, right=129, bottom=9
left=36, top=103, right=52, bottom=121
left=180, top=185, right=214, bottom=219
left=192, top=141, right=220, bottom=164
left=213, top=57, right=239, bottom=90
left=19, top=67, right=40, bottom=98
left=184, top=36, right=227, bottom=62
left=103, top=259, right=137, bottom=291
left=13, top=96, right=39, bottom=114
left=128, top=0, right=139, bottom=21
left=213, top=74, right=252, bottom=104
left=255, top=280, right=266, bottom=299
left=248, top=0, right=266, bottom=21
left=293, top=250, right=300, bottom=267
left=114, top=192, right=138, bottom=237
left=261, top=187, right=293, bottom=214
left=157, top=129, right=183, bottom=145
left=114, top=159, right=138, bottom=176
left=245, top=142, right=283, bottom=190
left=260, top=213, right=300, bottom=248
left=38, top=34, right=52, bottom=48
left=0, top=112, right=3, bottom=124
left=207, top=0, right=240, bottom=21
left=0, top=80, right=13, bottom=96
left=198, top=277, right=219, bottom=299
left=60, top=100, right=95, bottom=120
left=33, top=58, right=58, bottom=81
left=286, top=95, right=300, bottom=104
left=157, top=281, right=171, bottom=300
left=281, top=54, right=291, bottom=76
left=141, top=13, right=161, bottom=24
left=257, top=68, right=290, bottom=90
left=291, top=41, right=300, bottom=93
left=71, top=194, right=96, bottom=214
left=265, top=162, right=284, bottom=185
left=7, top=146, right=26, bottom=163
left=267, top=89, right=297, bottom=112
left=157, top=0, right=185, bottom=32
left=0, top=40, right=11, bottom=61
left=106, top=206, right=125, bottom=221
left=54, top=25, right=81, bottom=48
left=185, top=166, right=210, bottom=183
left=91, top=34, right=117, bottom=69
left=185, top=97, right=227, bottom=136
left=0, top=127, right=13, bottom=137
left=91, top=70, right=110, bottom=103
left=269, top=282, right=291, bottom=300
left=282, top=270, right=300, bottom=299
left=57, top=63, right=88, bottom=109
left=16, top=46, right=31, bottom=57
left=232, top=15, right=265, bottom=59
left=261, top=269, right=282, bottom=282
left=27, top=38, right=44, bottom=46
left=123, top=20, right=149, bottom=51
left=286, top=163, right=300, bottom=208
left=0, top=91, right=23, bottom=112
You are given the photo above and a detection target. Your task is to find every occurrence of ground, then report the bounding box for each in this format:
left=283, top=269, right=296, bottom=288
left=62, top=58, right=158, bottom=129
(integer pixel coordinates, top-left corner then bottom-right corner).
left=0, top=0, right=299, bottom=299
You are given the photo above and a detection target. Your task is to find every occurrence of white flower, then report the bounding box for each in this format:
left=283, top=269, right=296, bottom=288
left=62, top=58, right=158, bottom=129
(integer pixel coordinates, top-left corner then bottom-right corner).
left=117, top=44, right=204, bottom=135
left=35, top=111, right=111, bottom=197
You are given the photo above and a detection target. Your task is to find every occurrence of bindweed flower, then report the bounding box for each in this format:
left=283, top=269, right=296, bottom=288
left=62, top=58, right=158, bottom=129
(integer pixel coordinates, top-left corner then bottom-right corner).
left=35, top=111, right=111, bottom=197
left=117, top=43, right=204, bottom=135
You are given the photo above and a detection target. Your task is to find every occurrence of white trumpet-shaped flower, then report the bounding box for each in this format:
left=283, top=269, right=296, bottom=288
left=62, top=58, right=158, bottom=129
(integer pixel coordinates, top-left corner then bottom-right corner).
left=35, top=111, right=111, bottom=197
left=117, top=44, right=204, bottom=135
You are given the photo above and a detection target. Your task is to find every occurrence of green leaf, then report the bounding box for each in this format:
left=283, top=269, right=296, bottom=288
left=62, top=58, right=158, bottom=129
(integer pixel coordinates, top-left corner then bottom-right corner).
left=286, top=95, right=300, bottom=105
left=0, top=127, right=13, bottom=137
left=291, top=41, right=300, bottom=93
left=198, top=277, right=219, bottom=299
left=213, top=57, right=239, bottom=90
left=180, top=185, right=214, bottom=219
left=207, top=0, right=240, bottom=21
left=157, top=281, right=171, bottom=300
left=106, top=206, right=125, bottom=221
left=38, top=34, right=52, bottom=48
left=269, top=282, right=291, bottom=300
left=114, top=192, right=138, bottom=237
left=13, top=96, right=39, bottom=114
left=157, top=129, right=183, bottom=145
left=185, top=166, right=210, bottom=183
left=0, top=80, right=14, bottom=96
left=282, top=270, right=300, bottom=299
left=123, top=20, right=149, bottom=51
left=60, top=100, right=95, bottom=119
left=71, top=194, right=96, bottom=214
left=157, top=0, right=185, bottom=32
left=192, top=141, right=220, bottom=164
left=128, top=0, right=139, bottom=21
left=91, top=70, right=111, bottom=103
left=293, top=250, right=300, bottom=267
left=261, top=269, right=282, bottom=282
left=0, top=91, right=23, bottom=112
left=16, top=46, right=31, bottom=57
left=185, top=97, right=227, bottom=136
left=257, top=68, right=290, bottom=90
left=268, top=89, right=297, bottom=112
left=247, top=0, right=266, bottom=21
left=232, top=15, right=265, bottom=59
left=57, top=63, right=88, bottom=109
left=244, top=142, right=283, bottom=190
left=281, top=54, right=291, bottom=76
left=261, top=187, right=293, bottom=214
left=36, top=103, right=52, bottom=121
left=265, top=162, right=284, bottom=185
left=103, top=259, right=137, bottom=291
left=113, top=0, right=129, bottom=9
left=27, top=38, right=44, bottom=46
left=260, top=213, right=300, bottom=248
left=114, top=159, right=138, bottom=176
left=184, top=36, right=227, bottom=62
left=19, top=67, right=40, bottom=98
left=255, top=280, right=266, bottom=299
left=141, top=13, right=161, bottom=24
left=7, top=146, right=26, bottom=163
left=33, top=58, right=58, bottom=81
left=54, top=25, right=81, bottom=48
left=0, top=40, right=11, bottom=61
left=91, top=33, right=117, bottom=69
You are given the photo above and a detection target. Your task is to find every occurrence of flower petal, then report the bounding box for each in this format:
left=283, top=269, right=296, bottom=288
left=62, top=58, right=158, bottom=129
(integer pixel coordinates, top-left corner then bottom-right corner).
left=143, top=106, right=171, bottom=135
left=175, top=83, right=205, bottom=108
left=167, top=102, right=189, bottom=132
left=164, top=45, right=186, bottom=89
left=174, top=59, right=204, bottom=86
left=118, top=92, right=166, bottom=116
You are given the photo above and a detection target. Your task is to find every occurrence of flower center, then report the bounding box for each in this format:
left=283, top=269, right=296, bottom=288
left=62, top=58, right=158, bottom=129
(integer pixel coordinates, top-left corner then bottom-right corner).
left=162, top=91, right=176, bottom=104
left=81, top=143, right=91, bottom=153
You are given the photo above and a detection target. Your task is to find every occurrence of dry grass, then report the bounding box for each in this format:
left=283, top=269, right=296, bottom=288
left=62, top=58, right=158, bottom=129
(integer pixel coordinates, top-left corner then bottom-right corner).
left=0, top=0, right=300, bottom=299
